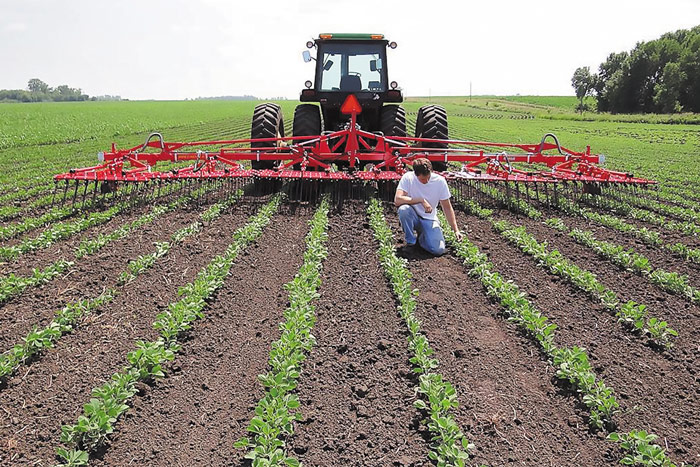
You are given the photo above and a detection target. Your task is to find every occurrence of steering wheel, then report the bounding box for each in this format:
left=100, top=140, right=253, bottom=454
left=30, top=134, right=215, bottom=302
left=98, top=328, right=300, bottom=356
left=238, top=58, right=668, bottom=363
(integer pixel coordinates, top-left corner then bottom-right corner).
left=348, top=71, right=362, bottom=78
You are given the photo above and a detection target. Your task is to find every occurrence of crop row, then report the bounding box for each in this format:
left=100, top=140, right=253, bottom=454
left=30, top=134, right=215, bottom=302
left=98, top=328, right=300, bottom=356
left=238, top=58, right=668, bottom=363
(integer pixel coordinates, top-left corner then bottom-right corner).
left=550, top=193, right=700, bottom=266
left=0, top=185, right=217, bottom=305
left=0, top=259, right=73, bottom=305
left=551, top=194, right=663, bottom=246
left=0, top=203, right=127, bottom=261
left=0, top=191, right=243, bottom=383
left=368, top=199, right=471, bottom=466
left=453, top=191, right=678, bottom=348
left=234, top=197, right=330, bottom=466
left=578, top=192, right=700, bottom=236
left=437, top=213, right=681, bottom=465
left=475, top=183, right=543, bottom=220
left=493, top=220, right=677, bottom=348
left=603, top=187, right=700, bottom=224
left=55, top=195, right=280, bottom=465
left=547, top=219, right=700, bottom=304
left=438, top=211, right=617, bottom=429
left=0, top=178, right=196, bottom=261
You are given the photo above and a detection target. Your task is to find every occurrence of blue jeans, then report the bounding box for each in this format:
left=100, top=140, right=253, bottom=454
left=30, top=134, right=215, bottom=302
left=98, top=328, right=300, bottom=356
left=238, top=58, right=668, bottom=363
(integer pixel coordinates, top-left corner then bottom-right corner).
left=397, top=204, right=447, bottom=255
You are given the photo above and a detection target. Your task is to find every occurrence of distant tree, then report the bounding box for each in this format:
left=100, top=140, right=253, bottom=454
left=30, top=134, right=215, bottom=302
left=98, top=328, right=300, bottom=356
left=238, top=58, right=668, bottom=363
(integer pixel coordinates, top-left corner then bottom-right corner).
left=571, top=66, right=595, bottom=112
left=27, top=78, right=50, bottom=94
left=591, top=25, right=700, bottom=114
left=594, top=52, right=628, bottom=112
left=653, top=62, right=686, bottom=113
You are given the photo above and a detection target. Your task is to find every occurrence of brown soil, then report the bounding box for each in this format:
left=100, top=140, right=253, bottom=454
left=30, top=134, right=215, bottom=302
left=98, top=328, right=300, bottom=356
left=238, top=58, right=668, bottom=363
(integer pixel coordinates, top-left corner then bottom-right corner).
left=384, top=208, right=615, bottom=466
left=0, top=205, right=254, bottom=465
left=0, top=205, right=206, bottom=352
left=287, top=204, right=430, bottom=466
left=0, top=204, right=150, bottom=275
left=456, top=209, right=700, bottom=463
left=92, top=211, right=312, bottom=466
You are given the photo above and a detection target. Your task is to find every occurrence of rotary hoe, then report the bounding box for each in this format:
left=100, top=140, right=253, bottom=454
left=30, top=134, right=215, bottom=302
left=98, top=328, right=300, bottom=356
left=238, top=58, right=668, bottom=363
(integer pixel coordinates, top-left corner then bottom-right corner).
left=54, top=33, right=655, bottom=208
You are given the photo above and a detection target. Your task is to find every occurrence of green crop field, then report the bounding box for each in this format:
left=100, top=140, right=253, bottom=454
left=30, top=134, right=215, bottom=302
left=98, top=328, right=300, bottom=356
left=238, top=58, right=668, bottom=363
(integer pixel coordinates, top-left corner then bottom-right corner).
left=2, top=97, right=698, bottom=187
left=1, top=97, right=699, bottom=465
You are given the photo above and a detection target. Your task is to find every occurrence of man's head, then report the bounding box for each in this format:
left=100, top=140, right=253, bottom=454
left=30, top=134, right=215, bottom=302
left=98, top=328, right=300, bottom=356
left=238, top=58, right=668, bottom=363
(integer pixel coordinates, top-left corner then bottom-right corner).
left=413, top=158, right=432, bottom=184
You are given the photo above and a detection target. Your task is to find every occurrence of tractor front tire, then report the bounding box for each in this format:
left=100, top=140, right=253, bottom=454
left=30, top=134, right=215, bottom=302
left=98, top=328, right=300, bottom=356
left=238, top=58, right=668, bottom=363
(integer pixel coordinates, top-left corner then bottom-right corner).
left=379, top=104, right=407, bottom=137
left=415, top=104, right=449, bottom=171
left=250, top=103, right=284, bottom=170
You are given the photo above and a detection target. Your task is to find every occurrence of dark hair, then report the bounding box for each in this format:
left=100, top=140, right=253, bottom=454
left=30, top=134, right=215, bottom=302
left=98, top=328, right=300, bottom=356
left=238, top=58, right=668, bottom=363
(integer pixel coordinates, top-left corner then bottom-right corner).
left=413, top=158, right=432, bottom=176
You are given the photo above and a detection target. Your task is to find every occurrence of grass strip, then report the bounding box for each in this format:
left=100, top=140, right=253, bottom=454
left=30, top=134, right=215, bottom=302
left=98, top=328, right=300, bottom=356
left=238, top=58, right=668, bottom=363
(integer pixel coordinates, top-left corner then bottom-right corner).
left=234, top=197, right=330, bottom=466
left=54, top=194, right=280, bottom=465
left=367, top=199, right=471, bottom=466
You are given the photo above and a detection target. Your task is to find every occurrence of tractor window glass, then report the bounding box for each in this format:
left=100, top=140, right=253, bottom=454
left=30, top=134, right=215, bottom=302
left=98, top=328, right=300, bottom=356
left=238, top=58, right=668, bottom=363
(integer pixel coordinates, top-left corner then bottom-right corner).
left=319, top=43, right=385, bottom=92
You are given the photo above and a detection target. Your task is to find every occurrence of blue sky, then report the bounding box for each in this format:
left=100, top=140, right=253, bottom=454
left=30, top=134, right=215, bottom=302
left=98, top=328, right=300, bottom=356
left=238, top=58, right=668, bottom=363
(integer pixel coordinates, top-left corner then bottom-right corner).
left=1, top=0, right=699, bottom=100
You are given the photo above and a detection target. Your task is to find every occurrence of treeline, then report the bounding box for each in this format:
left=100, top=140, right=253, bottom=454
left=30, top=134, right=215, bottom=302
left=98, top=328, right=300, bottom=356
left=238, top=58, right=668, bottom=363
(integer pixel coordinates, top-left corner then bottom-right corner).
left=572, top=25, right=700, bottom=114
left=0, top=79, right=90, bottom=103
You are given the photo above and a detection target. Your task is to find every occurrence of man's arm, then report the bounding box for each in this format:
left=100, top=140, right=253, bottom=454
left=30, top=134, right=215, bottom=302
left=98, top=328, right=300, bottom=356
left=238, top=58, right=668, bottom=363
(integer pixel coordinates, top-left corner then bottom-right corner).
left=395, top=189, right=433, bottom=213
left=439, top=198, right=464, bottom=241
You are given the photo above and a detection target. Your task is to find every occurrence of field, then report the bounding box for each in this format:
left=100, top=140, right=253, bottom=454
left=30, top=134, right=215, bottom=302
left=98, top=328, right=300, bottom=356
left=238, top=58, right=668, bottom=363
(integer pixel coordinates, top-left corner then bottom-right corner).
left=0, top=96, right=699, bottom=466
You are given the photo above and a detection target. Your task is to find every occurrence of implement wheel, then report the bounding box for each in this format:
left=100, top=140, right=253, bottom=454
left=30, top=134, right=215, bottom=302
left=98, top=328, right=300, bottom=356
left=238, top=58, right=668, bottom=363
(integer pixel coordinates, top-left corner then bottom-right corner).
left=251, top=102, right=284, bottom=170
left=415, top=104, right=449, bottom=171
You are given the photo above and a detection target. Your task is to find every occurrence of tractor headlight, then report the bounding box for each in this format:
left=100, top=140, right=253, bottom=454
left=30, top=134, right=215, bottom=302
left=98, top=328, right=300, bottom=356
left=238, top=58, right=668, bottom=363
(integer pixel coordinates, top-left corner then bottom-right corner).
left=305, top=80, right=313, bottom=89
left=306, top=41, right=314, bottom=49
left=389, top=41, right=397, bottom=49
left=390, top=81, right=398, bottom=90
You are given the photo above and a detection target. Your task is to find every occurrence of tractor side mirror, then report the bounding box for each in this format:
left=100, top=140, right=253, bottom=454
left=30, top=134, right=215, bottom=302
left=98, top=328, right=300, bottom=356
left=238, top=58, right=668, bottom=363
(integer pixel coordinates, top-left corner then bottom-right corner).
left=370, top=59, right=382, bottom=72
left=323, top=59, right=334, bottom=71
left=302, top=50, right=312, bottom=63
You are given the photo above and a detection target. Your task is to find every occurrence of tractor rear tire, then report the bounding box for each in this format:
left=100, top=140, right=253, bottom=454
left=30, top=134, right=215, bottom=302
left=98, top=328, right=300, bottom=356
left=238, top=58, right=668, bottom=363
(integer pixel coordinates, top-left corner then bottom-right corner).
left=379, top=105, right=407, bottom=137
left=293, top=104, right=322, bottom=138
left=415, top=105, right=449, bottom=171
left=250, top=103, right=284, bottom=170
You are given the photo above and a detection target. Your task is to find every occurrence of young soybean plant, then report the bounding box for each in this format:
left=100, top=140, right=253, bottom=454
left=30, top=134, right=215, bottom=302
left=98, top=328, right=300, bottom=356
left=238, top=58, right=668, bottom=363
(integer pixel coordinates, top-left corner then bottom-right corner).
left=367, top=199, right=472, bottom=466
left=234, top=197, right=330, bottom=467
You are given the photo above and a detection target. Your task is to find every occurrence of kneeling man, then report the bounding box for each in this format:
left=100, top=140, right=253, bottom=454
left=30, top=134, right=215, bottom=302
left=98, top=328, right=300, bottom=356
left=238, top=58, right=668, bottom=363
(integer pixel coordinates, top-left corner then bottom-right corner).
left=394, top=158, right=463, bottom=255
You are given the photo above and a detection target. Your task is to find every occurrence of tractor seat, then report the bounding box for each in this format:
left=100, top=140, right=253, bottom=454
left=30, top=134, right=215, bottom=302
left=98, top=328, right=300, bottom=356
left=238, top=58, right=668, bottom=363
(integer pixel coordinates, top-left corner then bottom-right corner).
left=340, top=75, right=362, bottom=92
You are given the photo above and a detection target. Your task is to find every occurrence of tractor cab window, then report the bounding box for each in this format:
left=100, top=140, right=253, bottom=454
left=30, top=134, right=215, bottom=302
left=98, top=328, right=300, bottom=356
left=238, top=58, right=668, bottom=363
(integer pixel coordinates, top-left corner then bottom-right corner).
left=318, top=42, right=386, bottom=92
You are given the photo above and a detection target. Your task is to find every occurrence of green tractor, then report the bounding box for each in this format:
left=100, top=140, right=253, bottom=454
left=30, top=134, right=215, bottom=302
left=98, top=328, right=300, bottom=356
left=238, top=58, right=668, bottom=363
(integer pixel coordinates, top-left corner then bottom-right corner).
left=250, top=33, right=449, bottom=171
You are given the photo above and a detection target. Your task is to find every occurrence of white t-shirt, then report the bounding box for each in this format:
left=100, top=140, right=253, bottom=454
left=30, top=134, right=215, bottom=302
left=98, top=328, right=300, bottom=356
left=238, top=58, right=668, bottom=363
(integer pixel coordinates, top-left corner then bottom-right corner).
left=397, top=171, right=451, bottom=220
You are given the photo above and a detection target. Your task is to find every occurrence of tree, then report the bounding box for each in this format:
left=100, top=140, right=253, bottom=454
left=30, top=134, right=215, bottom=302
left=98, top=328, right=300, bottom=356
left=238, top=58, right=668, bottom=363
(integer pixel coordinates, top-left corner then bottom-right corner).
left=571, top=67, right=595, bottom=112
left=27, top=78, right=49, bottom=94
left=653, top=62, right=685, bottom=113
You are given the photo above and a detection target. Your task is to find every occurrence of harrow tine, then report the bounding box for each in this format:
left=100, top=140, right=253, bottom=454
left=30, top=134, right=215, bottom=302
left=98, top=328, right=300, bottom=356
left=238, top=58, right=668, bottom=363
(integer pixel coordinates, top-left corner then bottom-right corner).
left=61, top=180, right=69, bottom=206
left=51, top=182, right=58, bottom=208
left=80, top=180, right=90, bottom=209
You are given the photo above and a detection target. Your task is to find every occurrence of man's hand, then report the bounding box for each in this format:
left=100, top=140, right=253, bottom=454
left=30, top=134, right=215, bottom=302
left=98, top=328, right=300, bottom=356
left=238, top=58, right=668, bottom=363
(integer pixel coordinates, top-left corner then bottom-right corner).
left=422, top=199, right=433, bottom=214
left=454, top=230, right=464, bottom=242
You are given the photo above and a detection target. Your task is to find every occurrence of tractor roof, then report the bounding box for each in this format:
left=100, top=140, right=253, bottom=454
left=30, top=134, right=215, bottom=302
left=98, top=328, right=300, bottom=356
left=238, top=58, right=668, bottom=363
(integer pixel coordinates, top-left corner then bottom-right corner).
left=317, top=33, right=385, bottom=41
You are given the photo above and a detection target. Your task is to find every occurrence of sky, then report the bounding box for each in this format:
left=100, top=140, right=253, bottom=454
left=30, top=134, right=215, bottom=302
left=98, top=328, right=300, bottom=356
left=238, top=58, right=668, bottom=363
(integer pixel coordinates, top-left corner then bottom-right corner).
left=1, top=0, right=699, bottom=100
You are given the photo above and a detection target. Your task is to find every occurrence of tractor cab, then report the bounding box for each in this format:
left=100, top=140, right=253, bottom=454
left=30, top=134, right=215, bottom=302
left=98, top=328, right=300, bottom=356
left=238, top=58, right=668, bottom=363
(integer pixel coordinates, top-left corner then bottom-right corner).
left=299, top=34, right=402, bottom=133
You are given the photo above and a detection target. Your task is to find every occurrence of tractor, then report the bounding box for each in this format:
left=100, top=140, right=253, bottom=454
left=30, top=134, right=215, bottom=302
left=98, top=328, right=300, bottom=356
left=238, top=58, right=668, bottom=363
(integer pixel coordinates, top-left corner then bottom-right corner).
left=250, top=33, right=449, bottom=171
